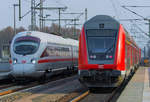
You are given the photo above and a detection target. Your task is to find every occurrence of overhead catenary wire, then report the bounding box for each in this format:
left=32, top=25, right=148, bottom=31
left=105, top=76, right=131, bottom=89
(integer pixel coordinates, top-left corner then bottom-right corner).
left=130, top=21, right=149, bottom=37
left=54, top=0, right=85, bottom=27
left=122, top=5, right=150, bottom=37
left=54, top=0, right=67, bottom=7
left=109, top=0, right=120, bottom=20
left=123, top=6, right=150, bottom=8
left=20, top=0, right=46, bottom=19
left=122, top=6, right=146, bottom=20
left=24, top=0, right=31, bottom=3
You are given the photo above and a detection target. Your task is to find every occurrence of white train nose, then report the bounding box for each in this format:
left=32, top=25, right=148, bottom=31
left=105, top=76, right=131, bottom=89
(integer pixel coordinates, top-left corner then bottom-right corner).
left=11, top=64, right=35, bottom=78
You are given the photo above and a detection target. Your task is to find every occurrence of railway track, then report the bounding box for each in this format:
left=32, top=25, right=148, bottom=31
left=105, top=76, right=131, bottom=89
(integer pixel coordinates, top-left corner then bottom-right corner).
left=71, top=69, right=136, bottom=102
left=71, top=88, right=116, bottom=102
left=0, top=71, right=77, bottom=97
left=0, top=84, right=15, bottom=90
left=0, top=69, right=136, bottom=101
left=0, top=82, right=38, bottom=96
left=0, top=75, right=85, bottom=102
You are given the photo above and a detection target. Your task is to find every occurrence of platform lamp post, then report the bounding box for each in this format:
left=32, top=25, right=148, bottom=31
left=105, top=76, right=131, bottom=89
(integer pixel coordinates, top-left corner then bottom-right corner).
left=13, top=4, right=19, bottom=35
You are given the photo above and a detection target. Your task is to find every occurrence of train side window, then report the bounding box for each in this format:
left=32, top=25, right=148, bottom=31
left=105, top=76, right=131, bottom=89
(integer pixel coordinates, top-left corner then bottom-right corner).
left=126, top=44, right=130, bottom=69
left=41, top=44, right=71, bottom=58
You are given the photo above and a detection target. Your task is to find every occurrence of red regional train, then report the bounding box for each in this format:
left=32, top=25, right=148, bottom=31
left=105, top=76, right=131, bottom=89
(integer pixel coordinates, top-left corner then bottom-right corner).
left=78, top=15, right=141, bottom=88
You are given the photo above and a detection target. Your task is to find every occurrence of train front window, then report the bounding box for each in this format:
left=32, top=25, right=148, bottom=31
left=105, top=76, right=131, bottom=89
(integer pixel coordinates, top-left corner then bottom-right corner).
left=87, top=29, right=117, bottom=60
left=13, top=36, right=40, bottom=55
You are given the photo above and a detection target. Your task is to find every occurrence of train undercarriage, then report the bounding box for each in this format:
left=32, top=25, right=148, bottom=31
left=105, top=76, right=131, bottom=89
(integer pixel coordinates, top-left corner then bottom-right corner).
left=79, top=69, right=125, bottom=88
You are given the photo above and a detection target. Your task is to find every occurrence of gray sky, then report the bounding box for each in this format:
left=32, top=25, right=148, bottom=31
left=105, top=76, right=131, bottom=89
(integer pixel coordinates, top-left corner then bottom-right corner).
left=0, top=0, right=150, bottom=49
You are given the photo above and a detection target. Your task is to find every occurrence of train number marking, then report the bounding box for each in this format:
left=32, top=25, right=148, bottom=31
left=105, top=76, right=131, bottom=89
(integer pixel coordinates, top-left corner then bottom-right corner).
left=98, top=65, right=104, bottom=69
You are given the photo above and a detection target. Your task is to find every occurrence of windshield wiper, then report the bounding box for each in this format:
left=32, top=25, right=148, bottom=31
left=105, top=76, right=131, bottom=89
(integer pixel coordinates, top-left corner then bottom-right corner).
left=105, top=44, right=115, bottom=55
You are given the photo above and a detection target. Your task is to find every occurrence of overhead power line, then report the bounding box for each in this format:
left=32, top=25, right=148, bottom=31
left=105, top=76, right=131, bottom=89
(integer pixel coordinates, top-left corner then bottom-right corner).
left=119, top=18, right=144, bottom=21
left=34, top=7, right=67, bottom=10
left=132, top=22, right=149, bottom=37
left=109, top=0, right=119, bottom=20
left=123, top=6, right=150, bottom=7
left=122, top=5, right=150, bottom=37
left=40, top=18, right=79, bottom=21
left=19, top=0, right=46, bottom=20
left=122, top=6, right=146, bottom=19
left=35, top=6, right=67, bottom=33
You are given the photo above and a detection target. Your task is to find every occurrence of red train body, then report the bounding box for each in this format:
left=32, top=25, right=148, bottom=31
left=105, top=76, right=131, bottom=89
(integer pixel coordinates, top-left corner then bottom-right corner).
left=78, top=15, right=141, bottom=88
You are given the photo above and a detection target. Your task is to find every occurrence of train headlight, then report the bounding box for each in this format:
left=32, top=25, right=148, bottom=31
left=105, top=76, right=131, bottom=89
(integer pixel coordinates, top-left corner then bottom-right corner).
left=31, top=59, right=36, bottom=64
left=106, top=55, right=113, bottom=59
left=13, top=59, right=17, bottom=64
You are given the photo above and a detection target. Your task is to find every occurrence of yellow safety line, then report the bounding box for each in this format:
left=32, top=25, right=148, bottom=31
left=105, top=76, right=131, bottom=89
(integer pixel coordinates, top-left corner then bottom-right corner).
left=0, top=83, right=38, bottom=96
left=71, top=90, right=90, bottom=102
left=0, top=90, right=15, bottom=96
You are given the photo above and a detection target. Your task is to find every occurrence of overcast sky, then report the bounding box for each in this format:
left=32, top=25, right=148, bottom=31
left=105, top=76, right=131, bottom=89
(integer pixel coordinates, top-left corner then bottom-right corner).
left=1, top=0, right=150, bottom=49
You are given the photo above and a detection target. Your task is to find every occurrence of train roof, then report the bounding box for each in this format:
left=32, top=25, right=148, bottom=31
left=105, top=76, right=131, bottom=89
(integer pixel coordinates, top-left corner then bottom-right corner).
left=13, top=31, right=78, bottom=46
left=65, top=38, right=79, bottom=46
left=84, top=15, right=120, bottom=30
left=84, top=15, right=139, bottom=49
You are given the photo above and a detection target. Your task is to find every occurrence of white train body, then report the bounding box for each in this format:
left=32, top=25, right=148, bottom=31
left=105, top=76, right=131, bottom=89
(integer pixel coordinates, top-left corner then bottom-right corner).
left=10, top=31, right=78, bottom=79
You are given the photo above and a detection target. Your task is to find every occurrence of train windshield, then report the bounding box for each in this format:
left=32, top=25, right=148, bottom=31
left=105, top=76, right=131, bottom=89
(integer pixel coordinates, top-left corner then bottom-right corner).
left=87, top=29, right=117, bottom=60
left=13, top=36, right=40, bottom=55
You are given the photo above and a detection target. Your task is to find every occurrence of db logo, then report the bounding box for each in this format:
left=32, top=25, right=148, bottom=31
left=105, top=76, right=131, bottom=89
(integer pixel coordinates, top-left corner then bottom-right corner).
left=98, top=65, right=104, bottom=69
left=22, top=60, right=26, bottom=64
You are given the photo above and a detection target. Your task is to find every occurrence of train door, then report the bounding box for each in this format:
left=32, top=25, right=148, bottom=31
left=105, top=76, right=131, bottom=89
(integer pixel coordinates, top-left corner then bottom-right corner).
left=135, top=50, right=137, bottom=65
left=126, top=44, right=131, bottom=76
left=133, top=49, right=134, bottom=66
left=71, top=46, right=74, bottom=67
left=125, top=44, right=129, bottom=70
left=71, top=46, right=78, bottom=67
left=128, top=45, right=131, bottom=68
left=130, top=47, right=132, bottom=68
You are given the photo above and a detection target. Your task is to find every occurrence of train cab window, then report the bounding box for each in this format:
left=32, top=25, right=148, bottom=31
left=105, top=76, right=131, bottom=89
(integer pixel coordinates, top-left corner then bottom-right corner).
left=13, top=36, right=40, bottom=55
left=86, top=29, right=117, bottom=60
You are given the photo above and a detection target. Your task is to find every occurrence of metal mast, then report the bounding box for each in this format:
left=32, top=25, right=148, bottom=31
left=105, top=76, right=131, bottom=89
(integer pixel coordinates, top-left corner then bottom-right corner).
left=31, top=0, right=36, bottom=30
left=35, top=6, right=67, bottom=33
left=19, top=0, right=21, bottom=21
left=85, top=8, right=87, bottom=22
left=39, top=0, right=43, bottom=30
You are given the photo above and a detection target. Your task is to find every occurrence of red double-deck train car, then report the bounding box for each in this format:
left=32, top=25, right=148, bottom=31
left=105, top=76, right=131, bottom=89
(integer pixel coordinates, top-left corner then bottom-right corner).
left=78, top=15, right=141, bottom=88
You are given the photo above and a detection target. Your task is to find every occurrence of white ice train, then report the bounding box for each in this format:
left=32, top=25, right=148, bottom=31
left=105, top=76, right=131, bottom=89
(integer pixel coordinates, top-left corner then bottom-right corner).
left=10, top=31, right=78, bottom=80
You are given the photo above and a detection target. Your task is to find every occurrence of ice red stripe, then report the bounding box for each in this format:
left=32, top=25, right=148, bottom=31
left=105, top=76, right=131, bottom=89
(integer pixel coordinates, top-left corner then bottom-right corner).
left=38, top=58, right=78, bottom=63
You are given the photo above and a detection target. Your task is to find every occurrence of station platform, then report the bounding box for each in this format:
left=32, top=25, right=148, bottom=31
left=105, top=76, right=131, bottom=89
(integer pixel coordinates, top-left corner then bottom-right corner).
left=117, top=67, right=150, bottom=102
